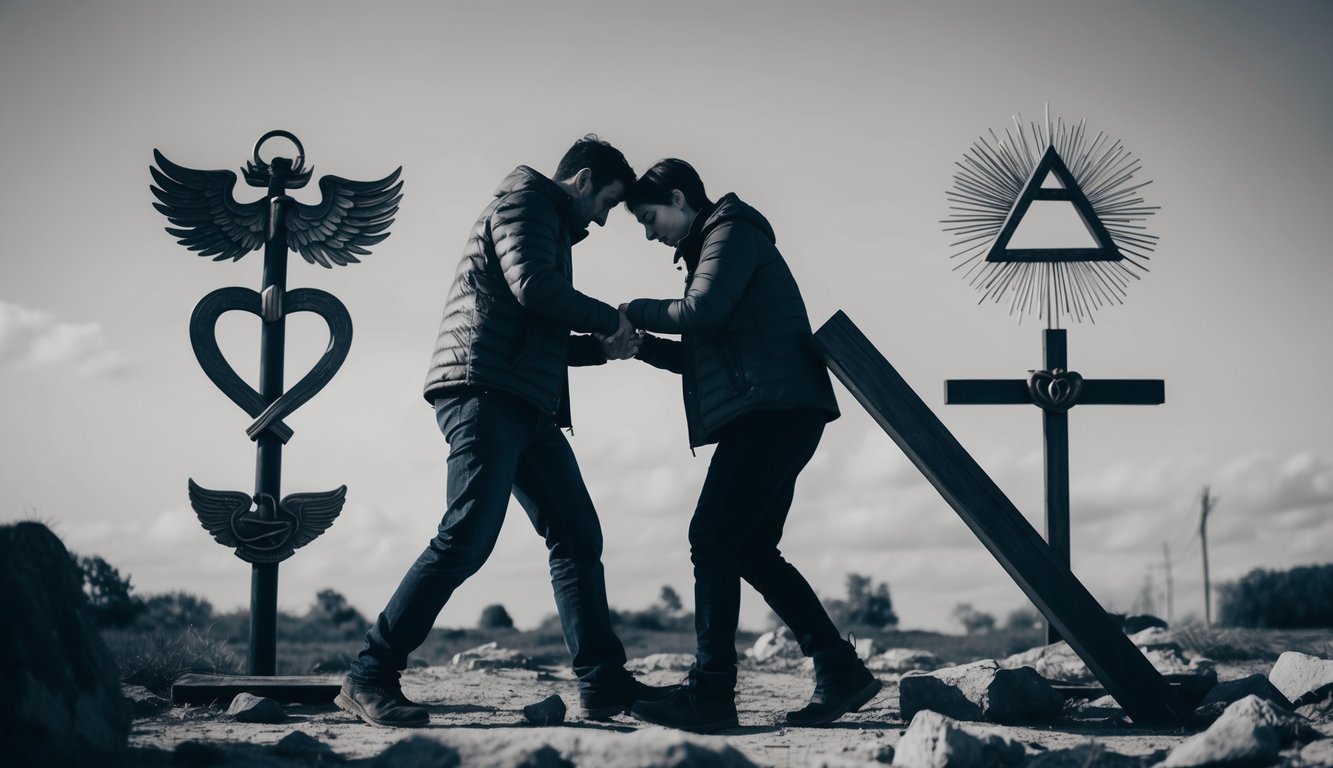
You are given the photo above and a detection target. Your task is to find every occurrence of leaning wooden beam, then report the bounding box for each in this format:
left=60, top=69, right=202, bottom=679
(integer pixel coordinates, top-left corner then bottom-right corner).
left=813, top=311, right=1185, bottom=726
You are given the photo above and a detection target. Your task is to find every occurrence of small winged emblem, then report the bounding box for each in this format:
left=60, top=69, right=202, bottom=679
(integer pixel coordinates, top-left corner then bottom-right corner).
left=188, top=478, right=345, bottom=564
left=150, top=148, right=402, bottom=268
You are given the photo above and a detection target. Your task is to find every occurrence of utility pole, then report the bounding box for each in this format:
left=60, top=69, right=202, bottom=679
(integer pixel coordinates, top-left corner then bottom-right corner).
left=1200, top=486, right=1215, bottom=629
left=1161, top=541, right=1174, bottom=624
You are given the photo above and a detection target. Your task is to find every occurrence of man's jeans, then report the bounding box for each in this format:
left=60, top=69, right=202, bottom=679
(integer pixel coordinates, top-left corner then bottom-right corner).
left=689, top=409, right=848, bottom=692
left=348, top=391, right=627, bottom=690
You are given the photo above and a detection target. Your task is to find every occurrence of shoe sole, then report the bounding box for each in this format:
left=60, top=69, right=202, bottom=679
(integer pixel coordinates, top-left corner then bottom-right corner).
left=581, top=704, right=630, bottom=721
left=630, top=707, right=740, bottom=734
left=786, top=678, right=884, bottom=727
left=335, top=692, right=429, bottom=728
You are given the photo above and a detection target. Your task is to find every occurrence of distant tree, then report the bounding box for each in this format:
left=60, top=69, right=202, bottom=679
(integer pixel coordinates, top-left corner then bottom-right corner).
left=658, top=585, right=683, bottom=615
left=952, top=602, right=996, bottom=635
left=479, top=603, right=515, bottom=629
left=1218, top=564, right=1333, bottom=628
left=309, top=589, right=365, bottom=627
left=78, top=555, right=144, bottom=627
left=139, top=591, right=214, bottom=631
left=842, top=573, right=898, bottom=628
left=1003, top=606, right=1043, bottom=632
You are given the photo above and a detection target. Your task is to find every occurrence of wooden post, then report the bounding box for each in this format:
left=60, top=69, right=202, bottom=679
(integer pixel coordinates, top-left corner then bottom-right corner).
left=815, top=311, right=1185, bottom=726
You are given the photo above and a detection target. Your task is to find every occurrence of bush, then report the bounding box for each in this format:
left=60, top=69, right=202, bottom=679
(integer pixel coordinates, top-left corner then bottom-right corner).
left=479, top=604, right=514, bottom=629
left=827, top=573, right=898, bottom=629
left=103, top=626, right=240, bottom=696
left=1004, top=606, right=1042, bottom=631
left=952, top=602, right=996, bottom=634
left=138, top=592, right=214, bottom=632
left=78, top=554, right=144, bottom=627
left=1218, top=564, right=1333, bottom=628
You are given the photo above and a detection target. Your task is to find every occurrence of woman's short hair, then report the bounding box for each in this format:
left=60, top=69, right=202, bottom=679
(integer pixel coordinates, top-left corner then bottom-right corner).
left=625, top=158, right=712, bottom=212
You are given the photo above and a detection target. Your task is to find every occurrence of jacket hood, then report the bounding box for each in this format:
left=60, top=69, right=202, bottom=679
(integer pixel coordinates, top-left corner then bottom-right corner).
left=494, top=166, right=588, bottom=243
left=674, top=193, right=774, bottom=269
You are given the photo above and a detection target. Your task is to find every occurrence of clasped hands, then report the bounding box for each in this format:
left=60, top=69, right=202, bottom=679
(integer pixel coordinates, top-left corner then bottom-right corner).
left=596, top=307, right=643, bottom=360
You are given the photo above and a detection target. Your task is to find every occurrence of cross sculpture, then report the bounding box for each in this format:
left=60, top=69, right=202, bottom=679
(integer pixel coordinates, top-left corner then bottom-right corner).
left=150, top=131, right=402, bottom=676
left=940, top=112, right=1162, bottom=644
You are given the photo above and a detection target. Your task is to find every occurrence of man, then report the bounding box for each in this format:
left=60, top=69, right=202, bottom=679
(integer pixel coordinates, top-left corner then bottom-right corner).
left=338, top=135, right=667, bottom=727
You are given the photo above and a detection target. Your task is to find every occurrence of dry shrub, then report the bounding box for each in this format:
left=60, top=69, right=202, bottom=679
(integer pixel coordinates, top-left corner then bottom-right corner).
left=102, top=626, right=241, bottom=696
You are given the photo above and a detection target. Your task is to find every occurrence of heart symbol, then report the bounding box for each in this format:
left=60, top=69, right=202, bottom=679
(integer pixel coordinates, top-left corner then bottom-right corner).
left=1027, top=368, right=1084, bottom=413
left=189, top=286, right=352, bottom=443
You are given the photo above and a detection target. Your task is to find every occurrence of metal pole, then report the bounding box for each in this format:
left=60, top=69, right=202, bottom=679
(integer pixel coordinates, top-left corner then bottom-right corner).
left=1162, top=541, right=1174, bottom=624
left=1042, top=328, right=1070, bottom=644
left=249, top=164, right=291, bottom=675
left=1200, top=487, right=1213, bottom=630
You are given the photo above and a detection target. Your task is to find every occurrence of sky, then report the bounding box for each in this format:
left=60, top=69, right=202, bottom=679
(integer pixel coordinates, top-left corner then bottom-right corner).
left=1, top=0, right=1330, bottom=636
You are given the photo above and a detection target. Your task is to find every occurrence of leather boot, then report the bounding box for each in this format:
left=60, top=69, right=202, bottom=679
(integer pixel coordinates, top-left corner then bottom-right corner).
left=786, top=646, right=882, bottom=726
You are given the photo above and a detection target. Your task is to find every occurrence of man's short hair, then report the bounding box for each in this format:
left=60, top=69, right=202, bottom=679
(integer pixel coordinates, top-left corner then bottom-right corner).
left=554, top=134, right=636, bottom=192
left=625, top=158, right=712, bottom=212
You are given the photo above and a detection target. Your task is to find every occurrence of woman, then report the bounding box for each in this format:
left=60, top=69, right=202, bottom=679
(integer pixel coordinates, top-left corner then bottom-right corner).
left=620, top=159, right=880, bottom=732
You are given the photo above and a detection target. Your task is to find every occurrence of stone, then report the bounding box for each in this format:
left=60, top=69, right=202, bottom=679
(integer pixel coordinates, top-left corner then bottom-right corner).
left=747, top=627, right=803, bottom=664
left=523, top=693, right=567, bottom=726
left=868, top=648, right=941, bottom=674
left=0, top=522, right=132, bottom=767
left=1269, top=651, right=1333, bottom=706
left=1300, top=739, right=1333, bottom=766
left=225, top=692, right=287, bottom=723
left=1019, top=743, right=1150, bottom=767
left=1001, top=642, right=1093, bottom=683
left=1121, top=614, right=1168, bottom=634
left=1295, top=687, right=1333, bottom=723
left=890, top=710, right=1024, bottom=767
left=855, top=636, right=878, bottom=660
left=899, top=660, right=1064, bottom=724
left=272, top=730, right=341, bottom=761
left=1162, top=694, right=1320, bottom=767
left=574, top=727, right=760, bottom=767
left=627, top=653, right=695, bottom=673
left=122, top=683, right=171, bottom=716
left=451, top=641, right=533, bottom=671
left=1192, top=673, right=1292, bottom=726
left=369, top=736, right=462, bottom=768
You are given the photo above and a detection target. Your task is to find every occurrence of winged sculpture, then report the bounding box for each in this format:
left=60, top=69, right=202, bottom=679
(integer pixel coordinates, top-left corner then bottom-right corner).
left=150, top=148, right=403, bottom=268
left=188, top=479, right=346, bottom=564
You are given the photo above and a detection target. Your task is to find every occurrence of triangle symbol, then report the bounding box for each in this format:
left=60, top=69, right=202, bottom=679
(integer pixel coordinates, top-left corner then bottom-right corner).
left=985, top=145, right=1123, bottom=263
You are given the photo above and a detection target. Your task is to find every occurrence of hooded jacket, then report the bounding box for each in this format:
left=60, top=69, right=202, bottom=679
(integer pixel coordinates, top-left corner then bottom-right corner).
left=626, top=193, right=839, bottom=447
left=422, top=166, right=620, bottom=427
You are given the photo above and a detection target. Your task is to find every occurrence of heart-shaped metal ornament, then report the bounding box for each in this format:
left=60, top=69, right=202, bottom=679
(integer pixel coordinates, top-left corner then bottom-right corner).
left=1027, top=368, right=1084, bottom=413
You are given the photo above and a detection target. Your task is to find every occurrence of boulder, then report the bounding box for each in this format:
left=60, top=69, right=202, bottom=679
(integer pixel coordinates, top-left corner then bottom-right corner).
left=1269, top=651, right=1333, bottom=706
left=1121, top=614, right=1168, bottom=634
left=1001, top=637, right=1214, bottom=683
left=899, top=660, right=1064, bottom=724
left=1162, top=694, right=1319, bottom=767
left=226, top=692, right=287, bottom=723
left=747, top=627, right=803, bottom=664
left=0, top=522, right=132, bottom=767
left=451, top=641, right=533, bottom=671
left=1192, top=673, right=1292, bottom=726
left=523, top=694, right=566, bottom=726
left=890, top=710, right=1024, bottom=767
left=868, top=649, right=941, bottom=674
left=1020, top=743, right=1151, bottom=767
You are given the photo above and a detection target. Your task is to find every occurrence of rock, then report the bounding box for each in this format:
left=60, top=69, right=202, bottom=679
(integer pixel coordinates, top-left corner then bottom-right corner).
left=627, top=653, right=695, bottom=673
left=1295, top=687, right=1333, bottom=723
left=1269, top=651, right=1333, bottom=706
left=899, top=660, right=1064, bottom=724
left=272, top=730, right=341, bottom=761
left=0, top=522, right=132, bottom=767
left=575, top=727, right=759, bottom=767
left=226, top=692, right=287, bottom=723
left=122, top=683, right=171, bottom=716
left=890, top=710, right=1024, bottom=767
left=523, top=694, right=566, bottom=726
left=1300, top=739, right=1333, bottom=766
left=451, top=641, right=533, bottom=670
left=1001, top=637, right=1214, bottom=686
left=1001, top=642, right=1093, bottom=683
left=369, top=736, right=462, bottom=768
left=855, top=636, right=878, bottom=660
left=1192, top=673, right=1292, bottom=726
left=1121, top=614, right=1168, bottom=634
left=1019, top=743, right=1149, bottom=767
left=868, top=649, right=941, bottom=674
left=1162, top=694, right=1319, bottom=767
left=173, top=740, right=227, bottom=766
left=747, top=627, right=803, bottom=664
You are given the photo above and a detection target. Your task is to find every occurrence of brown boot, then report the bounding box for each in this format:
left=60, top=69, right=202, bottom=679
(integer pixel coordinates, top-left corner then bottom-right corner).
left=335, top=678, right=429, bottom=727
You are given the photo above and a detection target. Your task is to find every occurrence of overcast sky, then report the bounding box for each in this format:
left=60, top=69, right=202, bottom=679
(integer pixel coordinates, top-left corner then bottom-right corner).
left=1, top=0, right=1329, bottom=635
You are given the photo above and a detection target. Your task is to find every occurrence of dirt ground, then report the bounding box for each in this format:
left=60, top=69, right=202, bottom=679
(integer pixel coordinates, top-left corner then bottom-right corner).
left=126, top=657, right=1323, bottom=767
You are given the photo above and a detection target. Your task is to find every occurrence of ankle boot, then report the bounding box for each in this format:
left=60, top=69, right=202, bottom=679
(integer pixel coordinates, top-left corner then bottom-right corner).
left=786, top=647, right=882, bottom=727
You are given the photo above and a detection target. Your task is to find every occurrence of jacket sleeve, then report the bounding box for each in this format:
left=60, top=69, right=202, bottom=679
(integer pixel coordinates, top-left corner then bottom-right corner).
left=634, top=334, right=684, bottom=374
left=493, top=190, right=621, bottom=335
left=623, top=222, right=759, bottom=334
left=568, top=334, right=609, bottom=367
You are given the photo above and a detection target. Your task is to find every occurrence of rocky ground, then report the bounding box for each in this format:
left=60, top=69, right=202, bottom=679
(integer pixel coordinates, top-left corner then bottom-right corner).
left=123, top=634, right=1333, bottom=767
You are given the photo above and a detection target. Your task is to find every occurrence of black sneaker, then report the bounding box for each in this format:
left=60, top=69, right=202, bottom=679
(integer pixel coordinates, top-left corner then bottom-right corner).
left=785, top=650, right=882, bottom=727
left=335, top=678, right=429, bottom=728
left=631, top=686, right=739, bottom=734
left=579, top=674, right=678, bottom=720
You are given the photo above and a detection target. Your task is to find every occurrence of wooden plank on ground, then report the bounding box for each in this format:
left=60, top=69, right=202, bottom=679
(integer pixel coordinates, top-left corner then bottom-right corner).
left=171, top=673, right=341, bottom=704
left=813, top=310, right=1186, bottom=726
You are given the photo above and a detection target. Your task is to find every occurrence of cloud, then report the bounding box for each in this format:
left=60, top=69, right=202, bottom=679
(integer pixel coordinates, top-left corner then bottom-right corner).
left=0, top=300, right=129, bottom=377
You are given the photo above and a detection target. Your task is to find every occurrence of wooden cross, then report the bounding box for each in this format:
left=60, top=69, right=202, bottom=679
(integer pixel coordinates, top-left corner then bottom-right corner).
left=945, top=328, right=1164, bottom=642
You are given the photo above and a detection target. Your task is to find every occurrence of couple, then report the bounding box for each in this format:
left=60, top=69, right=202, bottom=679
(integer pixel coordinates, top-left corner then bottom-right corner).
left=336, top=135, right=880, bottom=733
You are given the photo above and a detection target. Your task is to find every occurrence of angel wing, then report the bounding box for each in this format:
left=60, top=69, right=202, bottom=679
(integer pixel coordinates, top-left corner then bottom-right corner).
left=281, top=485, right=347, bottom=551
left=187, top=478, right=252, bottom=548
left=150, top=150, right=267, bottom=261
left=287, top=169, right=403, bottom=268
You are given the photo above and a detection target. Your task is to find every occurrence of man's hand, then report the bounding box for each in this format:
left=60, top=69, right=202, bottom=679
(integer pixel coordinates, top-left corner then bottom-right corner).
left=598, top=311, right=641, bottom=360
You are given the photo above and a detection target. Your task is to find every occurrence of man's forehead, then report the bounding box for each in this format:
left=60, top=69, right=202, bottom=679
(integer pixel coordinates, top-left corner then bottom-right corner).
left=601, top=179, right=627, bottom=203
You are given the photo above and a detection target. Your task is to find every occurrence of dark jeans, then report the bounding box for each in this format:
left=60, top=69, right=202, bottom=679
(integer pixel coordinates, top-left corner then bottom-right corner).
left=348, top=391, right=627, bottom=690
left=690, top=409, right=848, bottom=693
